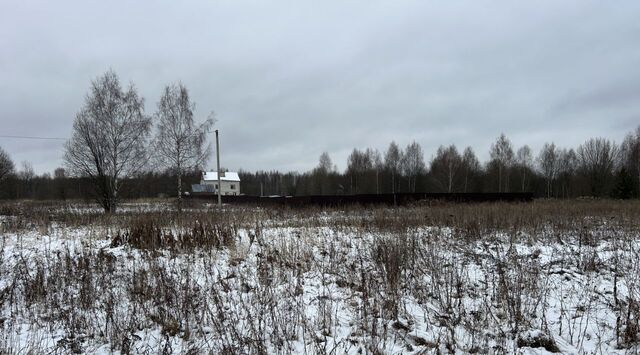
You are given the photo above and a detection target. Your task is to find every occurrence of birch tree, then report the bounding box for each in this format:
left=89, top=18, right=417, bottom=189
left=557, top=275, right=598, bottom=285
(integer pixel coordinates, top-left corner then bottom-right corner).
left=537, top=143, right=559, bottom=198
left=18, top=161, right=35, bottom=199
left=346, top=148, right=373, bottom=194
left=65, top=70, right=151, bottom=213
left=516, top=145, right=533, bottom=192
left=0, top=146, right=14, bottom=182
left=317, top=152, right=334, bottom=174
left=371, top=149, right=383, bottom=194
left=557, top=148, right=577, bottom=198
left=402, top=141, right=425, bottom=192
left=384, top=141, right=402, bottom=194
left=153, top=83, right=213, bottom=208
left=620, top=126, right=640, bottom=196
left=314, top=152, right=334, bottom=195
left=489, top=133, right=514, bottom=192
left=431, top=145, right=462, bottom=192
left=577, top=137, right=619, bottom=197
left=461, top=147, right=480, bottom=193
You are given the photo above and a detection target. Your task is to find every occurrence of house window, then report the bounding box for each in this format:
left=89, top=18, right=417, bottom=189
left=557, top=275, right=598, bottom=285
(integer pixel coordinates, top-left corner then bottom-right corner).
left=215, top=184, right=218, bottom=189
left=230, top=184, right=235, bottom=190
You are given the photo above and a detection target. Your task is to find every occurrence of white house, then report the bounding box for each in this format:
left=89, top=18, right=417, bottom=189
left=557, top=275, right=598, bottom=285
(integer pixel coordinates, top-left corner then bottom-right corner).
left=201, top=171, right=241, bottom=195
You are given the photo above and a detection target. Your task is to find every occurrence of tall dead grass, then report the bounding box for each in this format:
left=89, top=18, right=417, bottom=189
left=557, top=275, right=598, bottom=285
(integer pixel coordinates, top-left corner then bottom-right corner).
left=1, top=198, right=639, bottom=353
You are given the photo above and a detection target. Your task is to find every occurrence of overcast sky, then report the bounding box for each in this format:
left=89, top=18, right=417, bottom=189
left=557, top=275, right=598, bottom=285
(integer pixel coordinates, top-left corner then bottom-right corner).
left=1, top=1, right=639, bottom=174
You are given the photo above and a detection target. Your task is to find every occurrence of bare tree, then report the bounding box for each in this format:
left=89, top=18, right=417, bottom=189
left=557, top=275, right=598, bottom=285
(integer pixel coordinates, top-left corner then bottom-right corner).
left=18, top=161, right=35, bottom=199
left=489, top=133, right=514, bottom=192
left=430, top=145, right=462, bottom=192
left=370, top=149, right=383, bottom=194
left=153, top=83, right=213, bottom=207
left=516, top=145, right=533, bottom=192
left=65, top=70, right=151, bottom=213
left=317, top=152, right=334, bottom=174
left=346, top=148, right=373, bottom=194
left=314, top=152, right=335, bottom=195
left=19, top=161, right=34, bottom=180
left=401, top=141, right=425, bottom=192
left=54, top=167, right=67, bottom=200
left=461, top=147, right=480, bottom=193
left=557, top=148, right=577, bottom=198
left=577, top=137, right=619, bottom=197
left=54, top=167, right=66, bottom=179
left=0, top=146, right=14, bottom=182
left=537, top=143, right=559, bottom=198
left=620, top=126, right=640, bottom=196
left=384, top=141, right=402, bottom=194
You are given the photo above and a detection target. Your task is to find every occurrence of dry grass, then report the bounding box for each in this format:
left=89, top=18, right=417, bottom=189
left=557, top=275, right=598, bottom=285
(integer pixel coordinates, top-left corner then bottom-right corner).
left=0, top=199, right=639, bottom=353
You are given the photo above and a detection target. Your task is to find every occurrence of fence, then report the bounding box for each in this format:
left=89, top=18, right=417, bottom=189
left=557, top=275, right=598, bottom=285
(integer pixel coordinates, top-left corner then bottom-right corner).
left=187, top=192, right=534, bottom=206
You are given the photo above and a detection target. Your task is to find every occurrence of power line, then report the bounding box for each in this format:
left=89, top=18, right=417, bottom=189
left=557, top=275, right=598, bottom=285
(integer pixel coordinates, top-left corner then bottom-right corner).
left=0, top=135, right=67, bottom=141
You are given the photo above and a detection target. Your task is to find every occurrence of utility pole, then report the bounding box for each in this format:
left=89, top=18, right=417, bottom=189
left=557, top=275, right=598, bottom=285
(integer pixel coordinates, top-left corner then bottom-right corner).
left=215, top=129, right=221, bottom=207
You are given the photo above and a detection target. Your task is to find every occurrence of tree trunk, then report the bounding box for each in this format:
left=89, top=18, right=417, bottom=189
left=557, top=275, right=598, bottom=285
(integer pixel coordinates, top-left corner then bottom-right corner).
left=350, top=175, right=353, bottom=195
left=113, top=177, right=118, bottom=213
left=464, top=172, right=468, bottom=193
left=177, top=172, right=182, bottom=212
left=103, top=176, right=118, bottom=214
left=391, top=172, right=395, bottom=194
left=505, top=168, right=510, bottom=192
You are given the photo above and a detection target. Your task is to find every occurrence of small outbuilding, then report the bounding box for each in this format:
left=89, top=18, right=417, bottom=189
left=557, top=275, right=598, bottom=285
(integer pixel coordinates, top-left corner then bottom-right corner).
left=200, top=171, right=241, bottom=195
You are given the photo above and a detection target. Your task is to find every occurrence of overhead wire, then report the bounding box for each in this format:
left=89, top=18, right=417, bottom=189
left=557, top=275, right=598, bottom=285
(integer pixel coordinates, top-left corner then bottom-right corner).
left=0, top=135, right=67, bottom=141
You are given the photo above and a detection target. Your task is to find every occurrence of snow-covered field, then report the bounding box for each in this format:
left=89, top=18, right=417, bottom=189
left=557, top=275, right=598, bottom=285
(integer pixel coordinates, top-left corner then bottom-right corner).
left=0, top=201, right=639, bottom=354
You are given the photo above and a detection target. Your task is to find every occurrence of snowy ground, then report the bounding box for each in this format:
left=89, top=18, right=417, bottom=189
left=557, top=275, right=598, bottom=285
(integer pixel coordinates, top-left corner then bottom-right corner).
left=0, top=201, right=639, bottom=354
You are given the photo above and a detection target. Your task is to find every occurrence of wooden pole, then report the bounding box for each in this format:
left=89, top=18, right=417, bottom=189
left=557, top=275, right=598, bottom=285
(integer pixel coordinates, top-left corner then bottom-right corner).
left=215, top=130, right=221, bottom=207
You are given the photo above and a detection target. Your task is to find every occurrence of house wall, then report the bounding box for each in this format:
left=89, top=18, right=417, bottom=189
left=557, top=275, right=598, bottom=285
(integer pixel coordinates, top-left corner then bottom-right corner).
left=201, top=180, right=241, bottom=195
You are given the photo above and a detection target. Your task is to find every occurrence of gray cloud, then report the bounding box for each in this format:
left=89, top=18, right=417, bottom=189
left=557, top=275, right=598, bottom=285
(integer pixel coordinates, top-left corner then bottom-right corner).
left=1, top=1, right=639, bottom=174
left=553, top=83, right=640, bottom=114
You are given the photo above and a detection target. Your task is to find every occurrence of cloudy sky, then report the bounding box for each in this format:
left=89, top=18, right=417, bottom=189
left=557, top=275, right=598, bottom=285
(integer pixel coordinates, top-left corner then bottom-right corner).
left=1, top=1, right=639, bottom=174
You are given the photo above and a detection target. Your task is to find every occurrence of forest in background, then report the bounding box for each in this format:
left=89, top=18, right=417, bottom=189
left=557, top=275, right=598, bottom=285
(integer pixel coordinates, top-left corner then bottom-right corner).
left=1, top=126, right=639, bottom=201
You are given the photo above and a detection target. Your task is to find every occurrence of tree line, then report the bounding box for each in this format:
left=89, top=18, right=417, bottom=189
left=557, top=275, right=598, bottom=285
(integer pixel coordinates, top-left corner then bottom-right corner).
left=0, top=70, right=639, bottom=211
left=3, top=126, right=635, bottom=204
left=238, top=129, right=639, bottom=200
